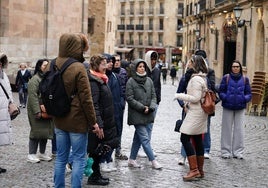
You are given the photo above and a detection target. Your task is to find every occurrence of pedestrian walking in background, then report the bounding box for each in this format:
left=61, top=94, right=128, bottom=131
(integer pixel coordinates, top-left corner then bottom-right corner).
left=0, top=52, right=14, bottom=173
left=174, top=55, right=208, bottom=181
left=87, top=54, right=118, bottom=186
left=112, top=54, right=129, bottom=160
left=26, top=59, right=53, bottom=163
left=126, top=59, right=162, bottom=170
left=219, top=60, right=251, bottom=159
left=161, top=64, right=167, bottom=84
left=195, top=49, right=216, bottom=159
left=170, top=65, right=177, bottom=85
left=53, top=33, right=102, bottom=188
left=15, top=62, right=32, bottom=108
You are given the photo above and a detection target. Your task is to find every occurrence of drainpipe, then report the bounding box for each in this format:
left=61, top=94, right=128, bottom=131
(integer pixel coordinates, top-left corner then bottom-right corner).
left=44, top=0, right=48, bottom=57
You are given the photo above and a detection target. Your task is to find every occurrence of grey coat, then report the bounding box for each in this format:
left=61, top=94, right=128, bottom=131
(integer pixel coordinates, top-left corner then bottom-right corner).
left=27, top=73, right=54, bottom=139
left=0, top=71, right=13, bottom=146
left=126, top=59, right=157, bottom=125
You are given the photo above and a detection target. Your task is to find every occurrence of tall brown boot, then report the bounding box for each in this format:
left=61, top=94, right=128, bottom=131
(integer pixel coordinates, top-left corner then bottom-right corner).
left=183, top=155, right=201, bottom=181
left=197, top=156, right=204, bottom=178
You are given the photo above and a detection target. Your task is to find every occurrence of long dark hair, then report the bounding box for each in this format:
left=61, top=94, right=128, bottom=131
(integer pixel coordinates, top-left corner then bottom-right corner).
left=0, top=54, right=8, bottom=68
left=191, top=55, right=208, bottom=74
left=34, top=59, right=49, bottom=75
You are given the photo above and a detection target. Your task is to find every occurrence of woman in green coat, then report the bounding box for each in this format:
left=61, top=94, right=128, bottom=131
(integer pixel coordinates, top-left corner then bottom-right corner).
left=27, top=59, right=54, bottom=163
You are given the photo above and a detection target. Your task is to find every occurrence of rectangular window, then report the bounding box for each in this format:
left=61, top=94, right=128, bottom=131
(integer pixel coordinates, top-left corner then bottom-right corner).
left=178, top=3, right=183, bottom=14
left=107, top=21, right=111, bottom=32
left=159, top=19, right=163, bottom=30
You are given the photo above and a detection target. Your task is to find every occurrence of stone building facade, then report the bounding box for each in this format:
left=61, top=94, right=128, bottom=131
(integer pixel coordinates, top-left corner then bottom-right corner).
left=183, top=0, right=268, bottom=81
left=0, top=0, right=88, bottom=72
left=113, top=0, right=184, bottom=68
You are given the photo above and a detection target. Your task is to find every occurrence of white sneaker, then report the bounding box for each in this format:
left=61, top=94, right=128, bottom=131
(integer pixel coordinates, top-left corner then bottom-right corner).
left=107, top=162, right=117, bottom=172
left=178, top=156, right=186, bottom=165
left=100, top=162, right=112, bottom=172
left=66, top=163, right=72, bottom=173
left=204, top=153, right=210, bottom=159
left=38, top=153, right=52, bottom=161
left=27, top=154, right=40, bottom=163
left=137, top=150, right=147, bottom=158
left=128, top=159, right=141, bottom=168
left=152, top=160, right=162, bottom=170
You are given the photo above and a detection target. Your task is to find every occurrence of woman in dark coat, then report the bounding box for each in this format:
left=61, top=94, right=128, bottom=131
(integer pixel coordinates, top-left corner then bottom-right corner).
left=27, top=59, right=54, bottom=163
left=87, top=54, right=118, bottom=186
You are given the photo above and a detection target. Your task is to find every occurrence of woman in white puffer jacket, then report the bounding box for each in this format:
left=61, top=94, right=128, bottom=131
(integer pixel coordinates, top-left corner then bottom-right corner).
left=0, top=52, right=14, bottom=173
left=174, top=55, right=208, bottom=181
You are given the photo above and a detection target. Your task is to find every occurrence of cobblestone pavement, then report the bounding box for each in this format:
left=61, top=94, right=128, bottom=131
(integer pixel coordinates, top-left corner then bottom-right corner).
left=0, top=78, right=268, bottom=188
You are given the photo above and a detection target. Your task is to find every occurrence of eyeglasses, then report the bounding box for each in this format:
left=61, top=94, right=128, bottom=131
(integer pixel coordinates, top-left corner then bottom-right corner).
left=115, top=59, right=120, bottom=62
left=232, top=66, right=240, bottom=68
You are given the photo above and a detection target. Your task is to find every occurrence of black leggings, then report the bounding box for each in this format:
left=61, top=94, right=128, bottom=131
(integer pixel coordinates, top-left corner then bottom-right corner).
left=180, top=133, right=204, bottom=156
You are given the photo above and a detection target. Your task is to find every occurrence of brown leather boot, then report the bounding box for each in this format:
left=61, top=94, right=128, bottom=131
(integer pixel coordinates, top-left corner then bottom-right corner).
left=197, top=156, right=205, bottom=178
left=183, top=155, right=201, bottom=181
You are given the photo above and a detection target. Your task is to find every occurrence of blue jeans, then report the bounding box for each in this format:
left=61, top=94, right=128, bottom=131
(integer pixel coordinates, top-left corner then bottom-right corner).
left=203, top=116, right=211, bottom=154
left=54, top=128, right=87, bottom=188
left=51, top=133, right=57, bottom=154
left=130, top=124, right=155, bottom=161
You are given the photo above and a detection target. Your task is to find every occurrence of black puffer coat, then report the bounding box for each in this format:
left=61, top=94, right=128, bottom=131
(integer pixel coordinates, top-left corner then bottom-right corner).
left=87, top=72, right=119, bottom=155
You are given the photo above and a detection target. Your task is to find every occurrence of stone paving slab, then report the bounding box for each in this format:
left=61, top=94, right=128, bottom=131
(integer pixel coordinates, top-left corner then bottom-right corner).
left=0, top=78, right=267, bottom=188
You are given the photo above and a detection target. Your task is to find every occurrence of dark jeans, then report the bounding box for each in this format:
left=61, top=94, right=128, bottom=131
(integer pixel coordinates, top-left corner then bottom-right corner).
left=18, top=87, right=27, bottom=105
left=180, top=134, right=204, bottom=156
left=203, top=116, right=211, bottom=153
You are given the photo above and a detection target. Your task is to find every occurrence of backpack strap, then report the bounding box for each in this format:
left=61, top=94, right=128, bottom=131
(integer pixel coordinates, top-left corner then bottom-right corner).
left=226, top=73, right=246, bottom=85
left=59, top=58, right=78, bottom=73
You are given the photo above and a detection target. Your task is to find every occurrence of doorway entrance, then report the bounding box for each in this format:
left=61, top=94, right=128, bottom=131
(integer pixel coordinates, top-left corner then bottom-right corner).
left=223, top=41, right=236, bottom=75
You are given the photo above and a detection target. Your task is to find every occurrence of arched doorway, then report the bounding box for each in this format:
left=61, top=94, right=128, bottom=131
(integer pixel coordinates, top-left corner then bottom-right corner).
left=222, top=19, right=238, bottom=75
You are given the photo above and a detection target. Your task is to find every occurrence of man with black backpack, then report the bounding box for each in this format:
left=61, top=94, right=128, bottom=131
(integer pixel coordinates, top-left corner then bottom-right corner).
left=52, top=33, right=103, bottom=188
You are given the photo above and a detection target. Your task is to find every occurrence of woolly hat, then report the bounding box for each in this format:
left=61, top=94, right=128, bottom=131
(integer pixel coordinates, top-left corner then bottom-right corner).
left=102, top=53, right=113, bottom=62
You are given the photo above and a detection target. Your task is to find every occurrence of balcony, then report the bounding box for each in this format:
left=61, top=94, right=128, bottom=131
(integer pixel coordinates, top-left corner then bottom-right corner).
left=117, top=25, right=125, bottom=30
left=135, top=24, right=144, bottom=30
left=199, top=0, right=206, bottom=12
left=126, top=24, right=134, bottom=30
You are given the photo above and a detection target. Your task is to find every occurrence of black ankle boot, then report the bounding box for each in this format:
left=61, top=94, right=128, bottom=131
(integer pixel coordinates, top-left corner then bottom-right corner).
left=0, top=167, right=7, bottom=173
left=87, top=175, right=109, bottom=186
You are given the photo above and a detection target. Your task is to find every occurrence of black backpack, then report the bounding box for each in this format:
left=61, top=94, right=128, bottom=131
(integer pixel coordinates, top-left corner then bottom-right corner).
left=39, top=58, right=77, bottom=117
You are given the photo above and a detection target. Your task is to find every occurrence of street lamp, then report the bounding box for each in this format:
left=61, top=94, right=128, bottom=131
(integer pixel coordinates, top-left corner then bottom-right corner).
left=233, top=4, right=252, bottom=28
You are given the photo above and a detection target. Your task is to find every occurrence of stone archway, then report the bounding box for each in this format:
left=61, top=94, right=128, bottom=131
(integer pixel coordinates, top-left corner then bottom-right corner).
left=255, top=21, right=265, bottom=71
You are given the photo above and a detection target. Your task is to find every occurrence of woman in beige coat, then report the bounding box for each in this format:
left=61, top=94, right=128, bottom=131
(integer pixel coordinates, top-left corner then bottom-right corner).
left=174, top=55, right=208, bottom=181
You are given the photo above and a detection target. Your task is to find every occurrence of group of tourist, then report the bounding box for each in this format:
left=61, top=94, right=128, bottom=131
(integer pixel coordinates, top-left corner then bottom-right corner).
left=0, top=32, right=252, bottom=187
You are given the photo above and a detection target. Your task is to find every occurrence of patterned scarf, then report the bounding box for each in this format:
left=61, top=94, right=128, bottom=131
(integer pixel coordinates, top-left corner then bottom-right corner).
left=90, top=70, right=108, bottom=84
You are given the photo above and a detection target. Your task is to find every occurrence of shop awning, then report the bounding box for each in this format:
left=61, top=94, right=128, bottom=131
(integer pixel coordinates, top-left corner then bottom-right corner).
left=114, top=47, right=134, bottom=53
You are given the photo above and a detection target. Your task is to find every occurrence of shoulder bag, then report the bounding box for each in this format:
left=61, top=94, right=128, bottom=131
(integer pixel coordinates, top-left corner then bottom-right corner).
left=0, top=82, right=20, bottom=120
